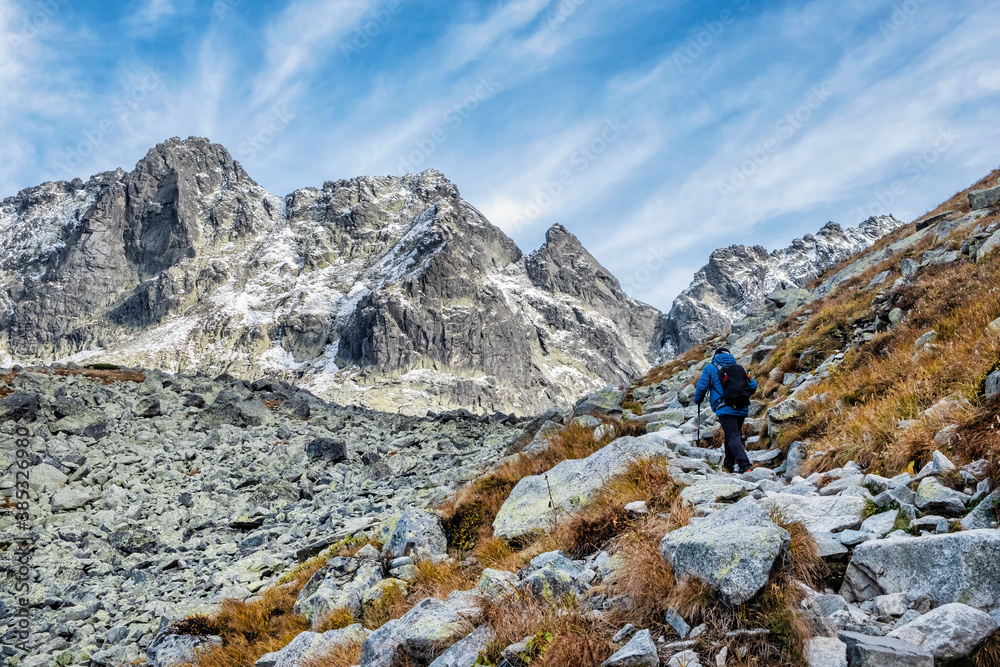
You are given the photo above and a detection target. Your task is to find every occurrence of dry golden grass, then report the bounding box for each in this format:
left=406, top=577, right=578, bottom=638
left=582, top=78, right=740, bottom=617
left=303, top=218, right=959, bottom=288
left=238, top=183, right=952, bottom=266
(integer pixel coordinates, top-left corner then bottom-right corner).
left=359, top=579, right=410, bottom=629
left=404, top=560, right=479, bottom=609
left=792, top=253, right=1000, bottom=475
left=751, top=287, right=878, bottom=383
left=474, top=537, right=523, bottom=571
left=633, top=339, right=719, bottom=389
left=477, top=596, right=615, bottom=667
left=621, top=400, right=644, bottom=415
left=182, top=580, right=314, bottom=667
left=314, top=607, right=355, bottom=633
left=298, top=641, right=364, bottom=667
left=955, top=394, right=1000, bottom=481
left=973, top=631, right=1000, bottom=667
left=770, top=513, right=824, bottom=588
left=440, top=419, right=644, bottom=553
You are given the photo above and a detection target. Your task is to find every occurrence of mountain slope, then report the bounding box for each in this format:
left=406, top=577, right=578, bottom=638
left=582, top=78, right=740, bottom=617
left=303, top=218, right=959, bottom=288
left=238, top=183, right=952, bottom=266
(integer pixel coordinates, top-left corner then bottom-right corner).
left=0, top=137, right=662, bottom=415
left=660, top=215, right=905, bottom=356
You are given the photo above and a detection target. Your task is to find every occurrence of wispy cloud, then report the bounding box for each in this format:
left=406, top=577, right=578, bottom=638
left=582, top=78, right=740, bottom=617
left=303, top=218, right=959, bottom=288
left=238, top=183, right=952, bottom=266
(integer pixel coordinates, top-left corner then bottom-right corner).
left=586, top=0, right=1000, bottom=303
left=251, top=0, right=380, bottom=107
left=128, top=0, right=177, bottom=28
left=1, top=0, right=999, bottom=313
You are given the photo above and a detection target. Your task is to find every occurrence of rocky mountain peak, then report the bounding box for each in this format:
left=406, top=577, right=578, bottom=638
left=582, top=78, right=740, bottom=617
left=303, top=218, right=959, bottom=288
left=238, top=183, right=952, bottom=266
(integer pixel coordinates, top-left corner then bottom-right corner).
left=527, top=223, right=622, bottom=301
left=661, top=214, right=905, bottom=355
left=0, top=143, right=663, bottom=414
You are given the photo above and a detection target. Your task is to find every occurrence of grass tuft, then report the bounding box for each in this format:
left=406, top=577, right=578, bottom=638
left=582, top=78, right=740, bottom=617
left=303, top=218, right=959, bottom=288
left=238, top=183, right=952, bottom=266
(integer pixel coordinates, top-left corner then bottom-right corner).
left=440, top=419, right=643, bottom=554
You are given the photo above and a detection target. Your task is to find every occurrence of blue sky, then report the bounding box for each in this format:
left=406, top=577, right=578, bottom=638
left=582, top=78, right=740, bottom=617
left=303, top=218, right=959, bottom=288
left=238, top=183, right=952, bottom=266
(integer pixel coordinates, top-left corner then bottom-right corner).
left=2, top=0, right=999, bottom=310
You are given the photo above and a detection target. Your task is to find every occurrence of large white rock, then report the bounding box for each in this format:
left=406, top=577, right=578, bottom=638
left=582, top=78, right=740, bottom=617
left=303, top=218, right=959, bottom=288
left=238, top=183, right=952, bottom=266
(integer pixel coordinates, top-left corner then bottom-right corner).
left=428, top=624, right=495, bottom=667
left=147, top=634, right=223, bottom=667
left=360, top=596, right=479, bottom=666
left=29, top=463, right=68, bottom=493
left=841, top=530, right=1000, bottom=608
left=254, top=624, right=368, bottom=667
left=50, top=486, right=93, bottom=512
left=293, top=559, right=383, bottom=624
left=838, top=630, right=933, bottom=666
left=759, top=493, right=867, bottom=534
left=384, top=506, right=448, bottom=559
left=887, top=603, right=998, bottom=661
left=914, top=477, right=967, bottom=516
left=642, top=428, right=690, bottom=449
left=600, top=628, right=659, bottom=667
left=659, top=497, right=790, bottom=605
left=860, top=510, right=898, bottom=537
left=962, top=487, right=1000, bottom=530
left=679, top=478, right=755, bottom=506
left=805, top=637, right=847, bottom=667
left=493, top=436, right=669, bottom=540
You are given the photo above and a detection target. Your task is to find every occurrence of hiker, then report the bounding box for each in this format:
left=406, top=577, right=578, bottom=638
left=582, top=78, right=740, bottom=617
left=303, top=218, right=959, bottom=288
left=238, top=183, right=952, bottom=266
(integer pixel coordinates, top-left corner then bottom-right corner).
left=692, top=347, right=757, bottom=474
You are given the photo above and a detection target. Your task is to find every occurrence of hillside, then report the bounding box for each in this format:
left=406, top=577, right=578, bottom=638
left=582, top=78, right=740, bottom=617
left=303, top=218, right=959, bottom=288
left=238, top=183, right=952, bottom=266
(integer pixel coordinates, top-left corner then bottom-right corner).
left=5, top=168, right=1000, bottom=667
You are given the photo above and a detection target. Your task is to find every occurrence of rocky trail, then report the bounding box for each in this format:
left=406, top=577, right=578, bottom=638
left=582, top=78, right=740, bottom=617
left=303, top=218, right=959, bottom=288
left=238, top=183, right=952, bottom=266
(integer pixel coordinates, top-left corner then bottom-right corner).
left=142, top=355, right=998, bottom=667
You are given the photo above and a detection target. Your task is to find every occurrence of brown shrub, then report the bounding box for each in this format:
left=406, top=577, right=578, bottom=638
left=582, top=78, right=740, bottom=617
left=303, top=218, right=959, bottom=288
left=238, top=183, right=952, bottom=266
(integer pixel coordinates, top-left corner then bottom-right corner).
left=315, top=607, right=355, bottom=633
left=441, top=420, right=639, bottom=554
left=298, top=641, right=364, bottom=667
left=955, top=393, right=1000, bottom=481
left=187, top=583, right=311, bottom=667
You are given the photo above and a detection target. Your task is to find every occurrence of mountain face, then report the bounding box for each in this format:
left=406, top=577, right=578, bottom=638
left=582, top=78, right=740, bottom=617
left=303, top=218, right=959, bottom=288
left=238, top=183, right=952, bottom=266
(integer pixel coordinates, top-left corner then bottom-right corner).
left=0, top=137, right=662, bottom=415
left=660, top=215, right=905, bottom=355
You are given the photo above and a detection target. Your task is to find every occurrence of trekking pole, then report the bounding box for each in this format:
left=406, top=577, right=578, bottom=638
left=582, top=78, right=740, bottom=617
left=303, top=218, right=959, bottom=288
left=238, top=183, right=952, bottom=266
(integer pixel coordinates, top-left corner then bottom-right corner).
left=697, top=402, right=701, bottom=444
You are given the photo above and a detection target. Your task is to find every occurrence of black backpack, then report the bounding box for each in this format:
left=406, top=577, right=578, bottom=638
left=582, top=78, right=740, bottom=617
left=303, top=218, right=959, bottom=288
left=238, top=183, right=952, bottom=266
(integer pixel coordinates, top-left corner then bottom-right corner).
left=716, top=362, right=753, bottom=409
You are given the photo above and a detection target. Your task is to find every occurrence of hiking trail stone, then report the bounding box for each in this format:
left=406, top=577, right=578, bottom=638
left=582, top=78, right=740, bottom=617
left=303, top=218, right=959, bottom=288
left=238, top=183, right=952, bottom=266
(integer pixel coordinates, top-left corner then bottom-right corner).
left=660, top=497, right=790, bottom=605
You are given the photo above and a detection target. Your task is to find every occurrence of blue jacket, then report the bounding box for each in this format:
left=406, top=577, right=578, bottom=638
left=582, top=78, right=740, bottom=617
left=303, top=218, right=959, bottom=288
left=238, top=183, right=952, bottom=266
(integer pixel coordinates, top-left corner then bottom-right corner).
left=692, top=353, right=758, bottom=417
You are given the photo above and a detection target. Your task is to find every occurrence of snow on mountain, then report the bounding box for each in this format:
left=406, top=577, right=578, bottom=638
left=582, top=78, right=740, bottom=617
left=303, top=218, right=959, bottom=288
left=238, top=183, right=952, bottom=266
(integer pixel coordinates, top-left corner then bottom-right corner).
left=660, top=215, right=905, bottom=356
left=0, top=138, right=661, bottom=415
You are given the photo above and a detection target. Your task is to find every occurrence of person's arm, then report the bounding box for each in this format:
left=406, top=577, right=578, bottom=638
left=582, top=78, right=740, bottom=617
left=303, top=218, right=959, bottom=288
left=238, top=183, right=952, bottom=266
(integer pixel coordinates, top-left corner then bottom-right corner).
left=749, top=376, right=758, bottom=392
left=693, top=367, right=711, bottom=404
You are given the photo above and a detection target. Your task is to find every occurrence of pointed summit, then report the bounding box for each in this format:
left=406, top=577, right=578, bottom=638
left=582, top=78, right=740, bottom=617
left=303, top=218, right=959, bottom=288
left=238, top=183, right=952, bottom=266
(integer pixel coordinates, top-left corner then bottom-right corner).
left=526, top=223, right=623, bottom=300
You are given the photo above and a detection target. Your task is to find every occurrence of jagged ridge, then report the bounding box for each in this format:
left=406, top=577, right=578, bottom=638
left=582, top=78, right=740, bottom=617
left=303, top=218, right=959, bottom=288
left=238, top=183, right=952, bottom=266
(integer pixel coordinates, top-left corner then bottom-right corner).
left=0, top=137, right=662, bottom=415
left=661, top=215, right=905, bottom=356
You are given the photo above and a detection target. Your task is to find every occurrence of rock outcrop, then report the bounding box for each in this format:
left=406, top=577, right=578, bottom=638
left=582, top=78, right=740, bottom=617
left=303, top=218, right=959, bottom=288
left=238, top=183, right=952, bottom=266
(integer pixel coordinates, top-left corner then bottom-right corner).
left=840, top=531, right=1000, bottom=608
left=660, top=215, right=904, bottom=355
left=659, top=496, right=790, bottom=604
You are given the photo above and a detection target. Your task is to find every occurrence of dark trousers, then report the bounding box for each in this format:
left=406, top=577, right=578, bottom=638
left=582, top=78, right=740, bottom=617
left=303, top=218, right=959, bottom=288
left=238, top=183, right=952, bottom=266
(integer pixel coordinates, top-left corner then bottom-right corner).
left=718, top=415, right=750, bottom=472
